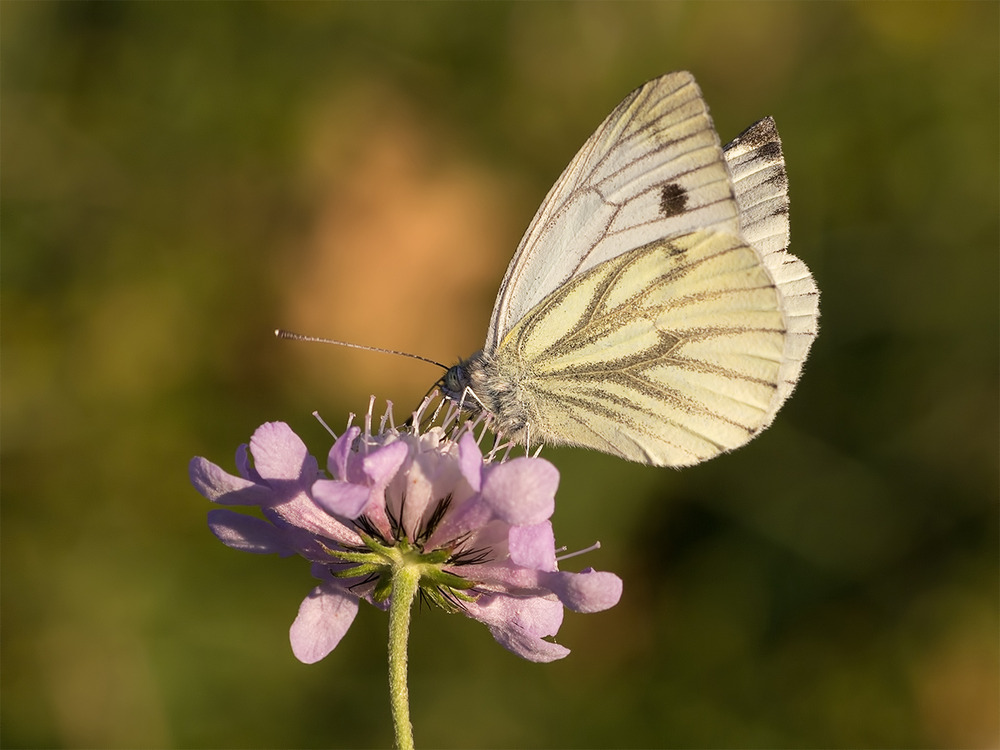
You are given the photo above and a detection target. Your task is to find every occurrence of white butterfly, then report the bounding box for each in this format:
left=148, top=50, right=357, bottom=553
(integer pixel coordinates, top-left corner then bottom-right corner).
left=440, top=71, right=819, bottom=466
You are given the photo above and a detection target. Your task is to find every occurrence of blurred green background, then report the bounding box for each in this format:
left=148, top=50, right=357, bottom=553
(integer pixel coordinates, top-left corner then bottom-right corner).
left=3, top=2, right=997, bottom=748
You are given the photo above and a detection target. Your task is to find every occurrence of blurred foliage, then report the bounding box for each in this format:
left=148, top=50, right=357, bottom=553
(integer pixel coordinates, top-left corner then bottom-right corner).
left=2, top=2, right=997, bottom=748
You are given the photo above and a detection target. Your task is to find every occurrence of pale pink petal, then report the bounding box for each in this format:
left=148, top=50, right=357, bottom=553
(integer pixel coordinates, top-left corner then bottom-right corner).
left=289, top=583, right=360, bottom=664
left=363, top=440, right=409, bottom=485
left=250, top=422, right=316, bottom=480
left=487, top=623, right=571, bottom=663
left=267, top=497, right=359, bottom=547
left=208, top=508, right=295, bottom=555
left=398, top=445, right=462, bottom=534
left=327, top=426, right=362, bottom=481
left=235, top=444, right=261, bottom=482
left=481, top=458, right=557, bottom=525
left=362, top=441, right=414, bottom=531
left=457, top=431, right=483, bottom=492
left=468, top=591, right=561, bottom=632
left=466, top=559, right=546, bottom=592
left=189, top=457, right=272, bottom=506
left=508, top=522, right=557, bottom=572
left=426, top=495, right=493, bottom=548
left=312, top=479, right=371, bottom=520
left=543, top=569, right=623, bottom=613
left=471, top=595, right=569, bottom=662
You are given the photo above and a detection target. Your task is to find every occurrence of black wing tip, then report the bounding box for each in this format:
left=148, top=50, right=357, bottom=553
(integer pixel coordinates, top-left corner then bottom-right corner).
left=725, top=116, right=782, bottom=152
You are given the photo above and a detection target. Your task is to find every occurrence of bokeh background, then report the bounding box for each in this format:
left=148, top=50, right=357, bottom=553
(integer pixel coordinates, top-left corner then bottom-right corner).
left=3, top=3, right=997, bottom=748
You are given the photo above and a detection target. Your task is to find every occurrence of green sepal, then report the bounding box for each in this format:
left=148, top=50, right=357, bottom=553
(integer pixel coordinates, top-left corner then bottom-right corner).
left=372, top=572, right=394, bottom=603
left=361, top=532, right=396, bottom=556
left=419, top=567, right=476, bottom=591
left=328, top=549, right=381, bottom=565
left=419, top=548, right=452, bottom=566
left=421, top=585, right=462, bottom=614
left=330, top=562, right=384, bottom=579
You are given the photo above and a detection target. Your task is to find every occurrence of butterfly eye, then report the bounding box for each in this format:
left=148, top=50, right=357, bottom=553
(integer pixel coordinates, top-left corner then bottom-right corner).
left=442, top=364, right=466, bottom=397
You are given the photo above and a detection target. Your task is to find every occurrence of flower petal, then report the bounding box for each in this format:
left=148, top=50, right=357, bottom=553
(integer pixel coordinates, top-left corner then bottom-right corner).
left=480, top=457, right=557, bottom=525
left=267, top=499, right=360, bottom=549
left=471, top=594, right=569, bottom=662
left=289, top=582, right=359, bottom=664
left=457, top=431, right=483, bottom=492
left=363, top=440, right=409, bottom=486
left=488, top=622, right=571, bottom=663
left=508, top=522, right=557, bottom=572
left=207, top=508, right=298, bottom=554
left=425, top=494, right=493, bottom=549
left=544, top=569, right=623, bottom=613
left=312, top=479, right=371, bottom=520
left=189, top=457, right=272, bottom=506
left=327, top=426, right=361, bottom=481
left=235, top=443, right=260, bottom=482
left=250, top=422, right=318, bottom=483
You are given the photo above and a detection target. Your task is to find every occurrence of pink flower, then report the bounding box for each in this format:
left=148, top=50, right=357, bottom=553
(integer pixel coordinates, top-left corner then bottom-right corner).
left=189, top=405, right=622, bottom=664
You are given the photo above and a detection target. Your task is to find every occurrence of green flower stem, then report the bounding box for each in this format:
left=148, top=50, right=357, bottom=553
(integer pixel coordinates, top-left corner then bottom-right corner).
left=388, top=564, right=420, bottom=750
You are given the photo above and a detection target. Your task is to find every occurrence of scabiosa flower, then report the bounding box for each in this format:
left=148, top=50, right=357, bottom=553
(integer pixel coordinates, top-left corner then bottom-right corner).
left=189, top=401, right=623, bottom=665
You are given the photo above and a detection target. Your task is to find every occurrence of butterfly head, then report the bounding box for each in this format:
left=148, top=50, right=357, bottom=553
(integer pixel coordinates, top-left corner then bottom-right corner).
left=440, top=354, right=490, bottom=417
left=438, top=350, right=538, bottom=449
left=441, top=362, right=468, bottom=404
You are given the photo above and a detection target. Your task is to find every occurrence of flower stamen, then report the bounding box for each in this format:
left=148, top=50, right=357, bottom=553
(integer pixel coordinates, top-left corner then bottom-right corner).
left=556, top=541, right=603, bottom=562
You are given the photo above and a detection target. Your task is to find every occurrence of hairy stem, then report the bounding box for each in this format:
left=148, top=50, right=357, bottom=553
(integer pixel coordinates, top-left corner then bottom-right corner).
left=388, top=565, right=420, bottom=750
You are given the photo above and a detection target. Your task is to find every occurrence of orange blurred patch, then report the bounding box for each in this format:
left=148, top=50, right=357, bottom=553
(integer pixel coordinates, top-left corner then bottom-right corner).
left=280, top=84, right=522, bottom=411
left=912, top=598, right=999, bottom=747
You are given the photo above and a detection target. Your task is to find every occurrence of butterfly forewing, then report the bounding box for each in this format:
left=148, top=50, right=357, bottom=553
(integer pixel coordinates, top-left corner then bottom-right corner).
left=490, top=230, right=786, bottom=466
left=723, top=117, right=790, bottom=257
left=486, top=71, right=741, bottom=351
left=723, top=117, right=819, bottom=423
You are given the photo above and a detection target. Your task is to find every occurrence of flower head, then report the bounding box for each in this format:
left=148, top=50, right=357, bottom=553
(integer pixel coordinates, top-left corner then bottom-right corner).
left=189, top=401, right=622, bottom=664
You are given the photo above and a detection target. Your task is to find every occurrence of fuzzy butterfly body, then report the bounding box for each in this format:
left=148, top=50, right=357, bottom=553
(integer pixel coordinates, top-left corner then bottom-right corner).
left=441, top=71, right=818, bottom=466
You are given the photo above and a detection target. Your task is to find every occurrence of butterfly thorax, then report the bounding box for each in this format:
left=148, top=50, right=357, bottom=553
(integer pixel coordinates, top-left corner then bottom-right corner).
left=441, top=350, right=534, bottom=442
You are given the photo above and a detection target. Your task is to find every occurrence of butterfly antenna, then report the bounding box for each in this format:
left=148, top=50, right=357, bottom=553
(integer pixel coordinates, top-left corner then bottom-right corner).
left=274, top=329, right=449, bottom=371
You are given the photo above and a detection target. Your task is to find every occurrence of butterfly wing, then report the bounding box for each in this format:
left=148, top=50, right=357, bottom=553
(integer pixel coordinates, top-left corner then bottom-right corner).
left=452, top=72, right=819, bottom=466
left=485, top=71, right=741, bottom=352
left=723, top=117, right=819, bottom=426
left=487, top=230, right=787, bottom=466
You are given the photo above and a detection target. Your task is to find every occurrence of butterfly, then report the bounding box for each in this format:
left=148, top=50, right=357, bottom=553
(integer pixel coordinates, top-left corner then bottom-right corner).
left=437, top=71, right=819, bottom=467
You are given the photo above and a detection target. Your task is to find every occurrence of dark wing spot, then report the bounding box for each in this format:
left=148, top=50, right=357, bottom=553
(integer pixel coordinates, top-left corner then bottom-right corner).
left=757, top=141, right=782, bottom=160
left=659, top=182, right=688, bottom=217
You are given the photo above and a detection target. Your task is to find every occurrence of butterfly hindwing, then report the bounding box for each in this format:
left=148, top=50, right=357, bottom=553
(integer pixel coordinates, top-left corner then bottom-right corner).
left=489, top=230, right=786, bottom=466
